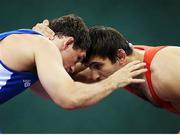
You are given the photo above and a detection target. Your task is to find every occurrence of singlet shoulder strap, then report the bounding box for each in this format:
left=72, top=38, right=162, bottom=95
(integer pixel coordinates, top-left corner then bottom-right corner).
left=0, top=29, right=42, bottom=40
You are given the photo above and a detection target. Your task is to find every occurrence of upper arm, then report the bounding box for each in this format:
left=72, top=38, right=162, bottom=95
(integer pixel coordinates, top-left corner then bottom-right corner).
left=33, top=38, right=75, bottom=105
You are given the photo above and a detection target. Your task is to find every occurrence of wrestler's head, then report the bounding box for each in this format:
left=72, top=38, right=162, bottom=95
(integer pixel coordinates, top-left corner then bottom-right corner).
left=83, top=26, right=133, bottom=81
left=49, top=14, right=91, bottom=73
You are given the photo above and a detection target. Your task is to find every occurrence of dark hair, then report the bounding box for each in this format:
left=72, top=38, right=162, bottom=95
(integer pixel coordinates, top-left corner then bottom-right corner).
left=49, top=14, right=91, bottom=51
left=83, top=26, right=133, bottom=64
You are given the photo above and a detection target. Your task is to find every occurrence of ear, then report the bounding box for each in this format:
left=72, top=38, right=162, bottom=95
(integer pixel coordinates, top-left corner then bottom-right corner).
left=61, top=37, right=74, bottom=50
left=116, top=49, right=127, bottom=65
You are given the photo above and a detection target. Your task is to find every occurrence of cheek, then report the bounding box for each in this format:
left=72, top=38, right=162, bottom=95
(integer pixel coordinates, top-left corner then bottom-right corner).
left=67, top=51, right=77, bottom=63
left=72, top=55, right=78, bottom=63
left=100, top=69, right=113, bottom=76
left=101, top=66, right=116, bottom=76
left=64, top=55, right=76, bottom=66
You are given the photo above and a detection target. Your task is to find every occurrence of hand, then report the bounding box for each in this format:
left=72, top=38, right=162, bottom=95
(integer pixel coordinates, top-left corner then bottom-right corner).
left=32, top=19, right=55, bottom=40
left=109, top=60, right=147, bottom=89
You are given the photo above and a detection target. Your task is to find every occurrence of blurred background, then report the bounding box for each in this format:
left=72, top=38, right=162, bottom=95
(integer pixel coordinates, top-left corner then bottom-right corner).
left=0, top=0, right=180, bottom=133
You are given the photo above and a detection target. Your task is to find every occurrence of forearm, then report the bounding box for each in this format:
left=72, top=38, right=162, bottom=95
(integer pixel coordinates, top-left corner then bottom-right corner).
left=71, top=67, right=96, bottom=83
left=71, top=73, right=96, bottom=83
left=65, top=77, right=117, bottom=109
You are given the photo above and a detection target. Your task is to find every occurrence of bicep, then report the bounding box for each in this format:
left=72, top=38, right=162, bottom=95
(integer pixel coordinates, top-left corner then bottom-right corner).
left=34, top=40, right=75, bottom=103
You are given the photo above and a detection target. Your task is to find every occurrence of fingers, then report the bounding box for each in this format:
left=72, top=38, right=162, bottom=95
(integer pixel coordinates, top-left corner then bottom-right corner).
left=43, top=20, right=55, bottom=38
left=130, top=62, right=146, bottom=71
left=33, top=21, right=55, bottom=40
left=43, top=19, right=49, bottom=26
left=32, top=23, right=40, bottom=31
left=125, top=60, right=142, bottom=68
left=41, top=20, right=55, bottom=39
left=130, top=78, right=145, bottom=83
left=42, top=28, right=55, bottom=40
left=131, top=68, right=148, bottom=77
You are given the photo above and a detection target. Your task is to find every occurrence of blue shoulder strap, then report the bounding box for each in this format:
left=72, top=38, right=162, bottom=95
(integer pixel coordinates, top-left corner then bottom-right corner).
left=0, top=29, right=42, bottom=40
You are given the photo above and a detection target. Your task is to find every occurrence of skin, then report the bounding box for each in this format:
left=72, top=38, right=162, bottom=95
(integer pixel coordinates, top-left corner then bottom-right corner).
left=33, top=20, right=180, bottom=113
left=0, top=23, right=147, bottom=110
left=78, top=47, right=180, bottom=111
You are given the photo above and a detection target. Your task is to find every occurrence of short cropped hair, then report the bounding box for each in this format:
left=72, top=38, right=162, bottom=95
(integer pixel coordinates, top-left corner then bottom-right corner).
left=49, top=14, right=91, bottom=51
left=83, top=26, right=133, bottom=64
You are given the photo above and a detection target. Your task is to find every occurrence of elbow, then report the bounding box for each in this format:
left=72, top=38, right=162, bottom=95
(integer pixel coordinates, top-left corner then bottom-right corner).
left=53, top=95, right=83, bottom=110
left=60, top=101, right=80, bottom=110
left=52, top=83, right=86, bottom=110
left=61, top=105, right=80, bottom=110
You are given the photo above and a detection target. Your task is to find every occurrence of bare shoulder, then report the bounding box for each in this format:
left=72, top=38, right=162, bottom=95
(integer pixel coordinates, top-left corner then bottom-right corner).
left=9, top=33, right=61, bottom=59
left=0, top=33, right=61, bottom=72
left=156, top=46, right=180, bottom=56
left=152, top=46, right=180, bottom=71
left=31, top=35, right=63, bottom=64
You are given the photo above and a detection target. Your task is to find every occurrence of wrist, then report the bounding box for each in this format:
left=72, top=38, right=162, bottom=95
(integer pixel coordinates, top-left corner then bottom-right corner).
left=103, top=77, right=117, bottom=91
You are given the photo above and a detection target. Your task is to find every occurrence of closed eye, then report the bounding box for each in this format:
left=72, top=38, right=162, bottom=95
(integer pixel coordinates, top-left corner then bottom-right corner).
left=89, top=62, right=103, bottom=70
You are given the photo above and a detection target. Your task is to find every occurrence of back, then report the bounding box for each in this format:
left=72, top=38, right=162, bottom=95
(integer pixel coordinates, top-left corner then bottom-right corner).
left=0, top=29, right=42, bottom=103
left=151, top=46, right=180, bottom=105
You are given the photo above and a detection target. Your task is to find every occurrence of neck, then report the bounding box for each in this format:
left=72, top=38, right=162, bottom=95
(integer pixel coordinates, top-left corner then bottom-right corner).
left=125, top=49, right=147, bottom=98
left=126, top=49, right=145, bottom=64
left=50, top=37, right=64, bottom=51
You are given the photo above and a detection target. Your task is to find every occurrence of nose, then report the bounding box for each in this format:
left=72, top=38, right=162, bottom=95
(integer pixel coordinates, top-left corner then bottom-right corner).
left=91, top=70, right=101, bottom=81
left=69, top=66, right=75, bottom=74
